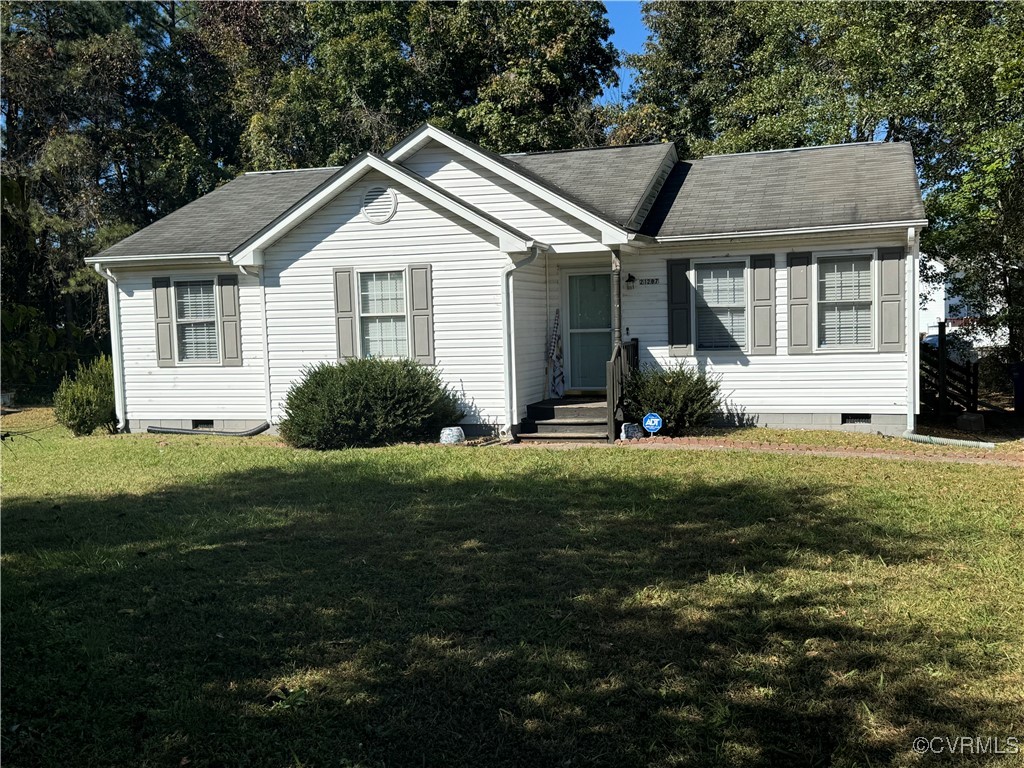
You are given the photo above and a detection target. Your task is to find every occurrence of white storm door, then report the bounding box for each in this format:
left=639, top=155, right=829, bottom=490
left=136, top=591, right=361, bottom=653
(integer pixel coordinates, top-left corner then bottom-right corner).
left=565, top=273, right=611, bottom=390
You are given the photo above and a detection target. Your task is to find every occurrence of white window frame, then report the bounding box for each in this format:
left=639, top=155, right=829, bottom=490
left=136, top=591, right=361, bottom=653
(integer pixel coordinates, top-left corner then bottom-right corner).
left=811, top=249, right=878, bottom=354
left=355, top=267, right=411, bottom=359
left=691, top=256, right=751, bottom=354
left=172, top=277, right=221, bottom=366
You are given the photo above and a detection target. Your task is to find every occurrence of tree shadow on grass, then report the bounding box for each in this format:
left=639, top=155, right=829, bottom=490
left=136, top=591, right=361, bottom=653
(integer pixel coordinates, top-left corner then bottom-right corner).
left=2, top=453, right=1017, bottom=767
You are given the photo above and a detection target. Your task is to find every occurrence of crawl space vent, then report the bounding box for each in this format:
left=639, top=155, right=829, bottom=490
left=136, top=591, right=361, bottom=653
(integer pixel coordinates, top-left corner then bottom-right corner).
left=362, top=186, right=397, bottom=224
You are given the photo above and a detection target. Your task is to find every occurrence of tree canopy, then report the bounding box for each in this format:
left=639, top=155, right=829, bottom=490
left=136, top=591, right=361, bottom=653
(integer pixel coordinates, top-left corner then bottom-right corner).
left=2, top=0, right=1022, bottom=392
left=1, top=0, right=617, bottom=392
left=620, top=0, right=1023, bottom=358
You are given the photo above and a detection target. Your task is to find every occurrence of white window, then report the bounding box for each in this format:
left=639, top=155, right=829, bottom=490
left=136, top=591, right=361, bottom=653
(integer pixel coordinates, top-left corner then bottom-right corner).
left=174, top=280, right=219, bottom=362
left=359, top=270, right=408, bottom=357
left=695, top=261, right=746, bottom=350
left=817, top=256, right=872, bottom=348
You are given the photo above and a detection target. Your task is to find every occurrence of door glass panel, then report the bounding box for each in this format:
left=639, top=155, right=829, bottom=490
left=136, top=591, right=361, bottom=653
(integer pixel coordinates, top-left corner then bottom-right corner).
left=569, top=274, right=611, bottom=329
left=570, top=331, right=611, bottom=389
left=567, top=273, right=611, bottom=389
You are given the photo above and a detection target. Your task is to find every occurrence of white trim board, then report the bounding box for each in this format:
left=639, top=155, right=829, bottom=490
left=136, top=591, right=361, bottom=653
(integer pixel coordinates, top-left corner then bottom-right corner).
left=232, top=153, right=540, bottom=264
left=386, top=124, right=632, bottom=245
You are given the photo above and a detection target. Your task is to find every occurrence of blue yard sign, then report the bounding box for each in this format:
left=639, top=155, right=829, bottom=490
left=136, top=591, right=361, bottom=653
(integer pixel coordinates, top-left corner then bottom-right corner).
left=642, top=412, right=663, bottom=435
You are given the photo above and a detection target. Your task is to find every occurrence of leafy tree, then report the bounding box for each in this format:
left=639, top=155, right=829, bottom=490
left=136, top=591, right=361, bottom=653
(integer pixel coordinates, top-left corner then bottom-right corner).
left=1, top=1, right=617, bottom=395
left=623, top=1, right=1024, bottom=358
left=0, top=1, right=306, bottom=392
left=242, top=0, right=618, bottom=167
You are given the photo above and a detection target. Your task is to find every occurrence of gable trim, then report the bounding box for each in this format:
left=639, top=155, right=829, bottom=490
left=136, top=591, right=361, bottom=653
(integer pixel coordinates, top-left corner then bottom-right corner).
left=385, top=124, right=631, bottom=244
left=232, top=153, right=539, bottom=264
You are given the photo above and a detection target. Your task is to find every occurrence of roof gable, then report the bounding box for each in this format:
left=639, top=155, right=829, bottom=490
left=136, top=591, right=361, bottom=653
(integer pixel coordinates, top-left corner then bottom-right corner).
left=386, top=123, right=632, bottom=243
left=233, top=154, right=537, bottom=263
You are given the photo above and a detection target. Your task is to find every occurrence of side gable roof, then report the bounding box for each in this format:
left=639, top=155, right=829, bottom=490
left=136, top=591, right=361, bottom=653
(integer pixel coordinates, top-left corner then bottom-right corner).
left=505, top=142, right=677, bottom=230
left=643, top=142, right=927, bottom=239
left=88, top=167, right=342, bottom=262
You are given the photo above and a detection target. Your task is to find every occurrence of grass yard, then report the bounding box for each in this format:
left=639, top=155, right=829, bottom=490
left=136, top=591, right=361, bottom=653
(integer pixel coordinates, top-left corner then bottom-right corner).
left=2, top=409, right=1022, bottom=767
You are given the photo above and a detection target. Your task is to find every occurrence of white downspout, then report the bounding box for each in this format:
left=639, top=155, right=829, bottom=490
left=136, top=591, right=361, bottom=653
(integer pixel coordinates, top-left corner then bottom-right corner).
left=501, top=244, right=543, bottom=439
left=906, top=226, right=920, bottom=433
left=94, top=264, right=127, bottom=431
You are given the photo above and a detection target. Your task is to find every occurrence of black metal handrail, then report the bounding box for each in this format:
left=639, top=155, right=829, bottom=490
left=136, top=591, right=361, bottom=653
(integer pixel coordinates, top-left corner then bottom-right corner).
left=606, top=337, right=639, bottom=442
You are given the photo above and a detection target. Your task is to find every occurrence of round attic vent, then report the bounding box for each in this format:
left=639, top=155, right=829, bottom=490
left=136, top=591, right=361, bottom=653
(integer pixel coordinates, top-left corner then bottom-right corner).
left=362, top=186, right=397, bottom=224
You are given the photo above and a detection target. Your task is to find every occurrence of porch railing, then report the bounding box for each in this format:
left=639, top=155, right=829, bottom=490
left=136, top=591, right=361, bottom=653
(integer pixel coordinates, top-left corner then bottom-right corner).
left=606, top=337, right=639, bottom=443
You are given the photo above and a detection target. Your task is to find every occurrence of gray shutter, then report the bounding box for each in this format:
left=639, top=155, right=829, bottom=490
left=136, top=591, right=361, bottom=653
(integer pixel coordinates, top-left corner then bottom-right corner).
left=152, top=277, right=175, bottom=367
left=667, top=258, right=692, bottom=356
left=749, top=254, right=776, bottom=355
left=787, top=252, right=812, bottom=354
left=334, top=268, right=357, bottom=359
left=217, top=274, right=242, bottom=366
left=878, top=247, right=905, bottom=352
left=408, top=264, right=434, bottom=364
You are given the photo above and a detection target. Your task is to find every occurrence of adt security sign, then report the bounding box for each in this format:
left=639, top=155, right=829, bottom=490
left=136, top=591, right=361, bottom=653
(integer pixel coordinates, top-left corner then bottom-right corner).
left=642, top=412, right=663, bottom=435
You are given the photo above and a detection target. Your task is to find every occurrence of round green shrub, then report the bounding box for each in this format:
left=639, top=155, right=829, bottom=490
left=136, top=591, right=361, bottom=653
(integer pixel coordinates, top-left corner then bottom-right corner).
left=279, top=358, right=464, bottom=449
left=622, top=362, right=721, bottom=436
left=53, top=354, right=117, bottom=436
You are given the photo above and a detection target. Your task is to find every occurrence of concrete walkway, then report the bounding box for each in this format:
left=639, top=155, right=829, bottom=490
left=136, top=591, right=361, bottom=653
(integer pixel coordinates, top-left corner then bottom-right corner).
left=509, top=437, right=1024, bottom=467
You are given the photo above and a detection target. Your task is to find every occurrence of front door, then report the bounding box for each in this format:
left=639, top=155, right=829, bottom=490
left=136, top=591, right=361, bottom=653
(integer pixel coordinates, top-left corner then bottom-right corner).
left=566, top=273, right=612, bottom=391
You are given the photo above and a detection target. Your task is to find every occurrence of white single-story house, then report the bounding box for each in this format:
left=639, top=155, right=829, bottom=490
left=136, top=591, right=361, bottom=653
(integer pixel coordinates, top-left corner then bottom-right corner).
left=88, top=124, right=927, bottom=441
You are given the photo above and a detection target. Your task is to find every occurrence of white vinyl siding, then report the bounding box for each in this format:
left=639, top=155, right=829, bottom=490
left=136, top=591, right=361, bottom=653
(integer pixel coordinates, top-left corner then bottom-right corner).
left=817, top=256, right=872, bottom=348
left=264, top=169, right=509, bottom=426
left=359, top=270, right=408, bottom=357
left=398, top=140, right=604, bottom=246
left=620, top=241, right=910, bottom=415
left=115, top=267, right=265, bottom=422
left=513, top=258, right=548, bottom=418
left=695, top=262, right=745, bottom=350
left=174, top=280, right=218, bottom=362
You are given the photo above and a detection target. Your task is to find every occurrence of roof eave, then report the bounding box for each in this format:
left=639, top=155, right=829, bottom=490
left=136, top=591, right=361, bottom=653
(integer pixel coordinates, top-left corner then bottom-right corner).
left=85, top=251, right=230, bottom=266
left=654, top=219, right=929, bottom=243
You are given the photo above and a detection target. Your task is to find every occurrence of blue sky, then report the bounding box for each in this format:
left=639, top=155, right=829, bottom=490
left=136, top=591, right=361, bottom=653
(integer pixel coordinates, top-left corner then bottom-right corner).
left=602, top=1, right=647, bottom=103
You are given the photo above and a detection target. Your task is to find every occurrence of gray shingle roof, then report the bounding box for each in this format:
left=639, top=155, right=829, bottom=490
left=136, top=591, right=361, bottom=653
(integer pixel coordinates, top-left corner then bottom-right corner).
left=95, top=167, right=342, bottom=259
left=643, top=142, right=926, bottom=238
left=94, top=133, right=926, bottom=262
left=505, top=143, right=675, bottom=229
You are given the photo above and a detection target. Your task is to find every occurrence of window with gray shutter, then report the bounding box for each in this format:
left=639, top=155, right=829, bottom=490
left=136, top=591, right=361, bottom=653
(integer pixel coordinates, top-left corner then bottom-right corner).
left=359, top=270, right=408, bottom=357
left=174, top=280, right=219, bottom=362
left=695, top=262, right=746, bottom=350
left=667, top=259, right=691, bottom=356
left=817, top=256, right=872, bottom=348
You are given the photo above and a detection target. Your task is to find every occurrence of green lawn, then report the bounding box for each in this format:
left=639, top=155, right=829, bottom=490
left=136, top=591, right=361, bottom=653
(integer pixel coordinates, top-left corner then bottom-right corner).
left=2, top=409, right=1022, bottom=767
